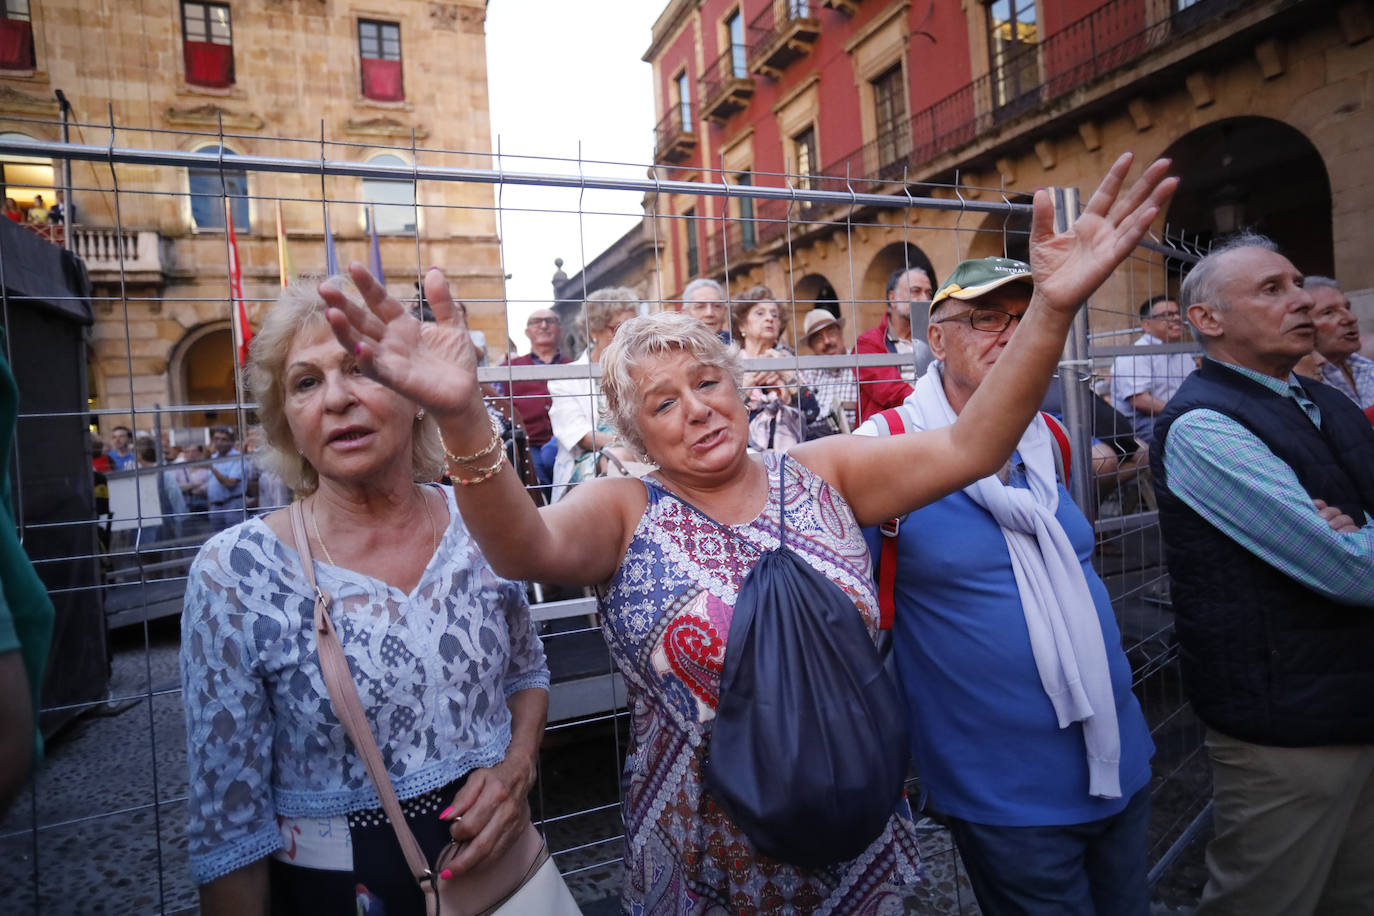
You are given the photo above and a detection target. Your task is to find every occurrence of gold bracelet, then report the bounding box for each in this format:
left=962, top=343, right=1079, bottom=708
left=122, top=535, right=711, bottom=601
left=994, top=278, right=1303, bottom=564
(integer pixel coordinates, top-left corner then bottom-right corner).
left=440, top=413, right=502, bottom=466
left=452, top=448, right=507, bottom=486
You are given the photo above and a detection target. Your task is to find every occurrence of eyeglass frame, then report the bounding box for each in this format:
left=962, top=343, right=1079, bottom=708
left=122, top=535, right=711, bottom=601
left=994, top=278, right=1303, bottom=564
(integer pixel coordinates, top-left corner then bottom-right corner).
left=934, top=306, right=1025, bottom=333
left=1144, top=307, right=1182, bottom=322
left=526, top=316, right=559, bottom=327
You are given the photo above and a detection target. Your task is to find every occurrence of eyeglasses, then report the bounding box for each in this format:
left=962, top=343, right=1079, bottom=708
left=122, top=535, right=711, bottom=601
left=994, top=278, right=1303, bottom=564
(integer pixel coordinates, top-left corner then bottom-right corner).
left=1147, top=311, right=1181, bottom=321
left=936, top=307, right=1024, bottom=333
left=526, top=317, right=558, bottom=327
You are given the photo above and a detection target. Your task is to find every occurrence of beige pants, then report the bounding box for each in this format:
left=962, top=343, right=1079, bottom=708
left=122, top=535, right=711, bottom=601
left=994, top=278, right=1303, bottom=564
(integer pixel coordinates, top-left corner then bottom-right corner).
left=1198, top=728, right=1374, bottom=916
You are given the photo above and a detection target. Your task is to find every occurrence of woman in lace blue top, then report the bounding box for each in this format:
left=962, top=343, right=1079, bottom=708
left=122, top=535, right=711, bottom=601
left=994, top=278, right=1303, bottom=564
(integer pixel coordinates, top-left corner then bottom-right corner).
left=180, top=278, right=549, bottom=914
left=322, top=155, right=1176, bottom=913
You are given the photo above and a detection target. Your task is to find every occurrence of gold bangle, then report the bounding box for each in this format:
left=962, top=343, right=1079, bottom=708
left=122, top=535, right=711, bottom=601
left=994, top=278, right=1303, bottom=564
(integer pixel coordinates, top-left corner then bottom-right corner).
left=441, top=413, right=501, bottom=466
left=453, top=449, right=507, bottom=486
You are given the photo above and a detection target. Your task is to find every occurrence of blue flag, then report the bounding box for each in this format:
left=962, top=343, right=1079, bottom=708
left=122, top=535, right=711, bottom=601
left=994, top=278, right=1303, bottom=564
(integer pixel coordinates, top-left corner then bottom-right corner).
left=323, top=203, right=339, bottom=276
left=367, top=205, right=383, bottom=282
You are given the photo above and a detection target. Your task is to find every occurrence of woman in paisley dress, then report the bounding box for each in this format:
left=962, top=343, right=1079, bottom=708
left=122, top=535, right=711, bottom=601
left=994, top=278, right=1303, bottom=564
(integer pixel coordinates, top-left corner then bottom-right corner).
left=180, top=277, right=550, bottom=915
left=321, top=154, right=1177, bottom=914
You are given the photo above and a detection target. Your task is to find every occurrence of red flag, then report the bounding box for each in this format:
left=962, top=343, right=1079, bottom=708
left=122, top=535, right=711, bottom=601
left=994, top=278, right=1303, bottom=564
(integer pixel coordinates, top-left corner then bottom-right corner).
left=226, top=199, right=252, bottom=367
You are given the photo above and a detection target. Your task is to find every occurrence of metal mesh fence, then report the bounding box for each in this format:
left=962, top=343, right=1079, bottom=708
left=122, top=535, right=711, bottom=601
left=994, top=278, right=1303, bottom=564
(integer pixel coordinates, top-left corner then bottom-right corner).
left=0, top=122, right=1208, bottom=913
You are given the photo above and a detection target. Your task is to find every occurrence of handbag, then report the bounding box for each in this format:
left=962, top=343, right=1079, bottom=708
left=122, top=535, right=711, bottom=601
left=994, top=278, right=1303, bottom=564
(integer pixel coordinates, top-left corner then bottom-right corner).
left=288, top=501, right=581, bottom=916
left=656, top=456, right=911, bottom=868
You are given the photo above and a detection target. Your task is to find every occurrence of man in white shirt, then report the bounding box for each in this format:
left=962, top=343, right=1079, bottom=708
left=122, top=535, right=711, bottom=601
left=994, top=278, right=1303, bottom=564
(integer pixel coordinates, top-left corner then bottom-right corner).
left=1111, top=295, right=1197, bottom=443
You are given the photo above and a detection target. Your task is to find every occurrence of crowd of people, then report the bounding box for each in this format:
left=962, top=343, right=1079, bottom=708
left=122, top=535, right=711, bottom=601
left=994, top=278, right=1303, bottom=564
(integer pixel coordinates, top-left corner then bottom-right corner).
left=27, top=149, right=1342, bottom=916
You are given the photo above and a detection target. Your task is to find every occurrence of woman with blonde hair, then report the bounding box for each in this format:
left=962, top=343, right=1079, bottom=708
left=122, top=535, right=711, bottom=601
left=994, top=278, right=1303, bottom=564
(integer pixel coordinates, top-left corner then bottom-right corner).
left=180, top=276, right=549, bottom=914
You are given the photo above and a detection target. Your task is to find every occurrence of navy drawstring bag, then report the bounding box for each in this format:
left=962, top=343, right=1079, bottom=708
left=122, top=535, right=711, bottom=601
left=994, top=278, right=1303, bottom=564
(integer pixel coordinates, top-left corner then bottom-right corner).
left=662, top=455, right=911, bottom=868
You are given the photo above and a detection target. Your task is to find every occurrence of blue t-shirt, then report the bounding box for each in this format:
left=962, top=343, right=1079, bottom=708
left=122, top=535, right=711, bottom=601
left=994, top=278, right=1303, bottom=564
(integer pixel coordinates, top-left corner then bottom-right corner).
left=865, top=471, right=1153, bottom=827
left=207, top=449, right=245, bottom=504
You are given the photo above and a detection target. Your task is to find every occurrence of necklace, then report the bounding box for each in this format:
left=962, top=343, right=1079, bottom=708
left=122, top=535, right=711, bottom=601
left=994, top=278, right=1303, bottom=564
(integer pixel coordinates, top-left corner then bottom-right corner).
left=310, top=486, right=438, bottom=569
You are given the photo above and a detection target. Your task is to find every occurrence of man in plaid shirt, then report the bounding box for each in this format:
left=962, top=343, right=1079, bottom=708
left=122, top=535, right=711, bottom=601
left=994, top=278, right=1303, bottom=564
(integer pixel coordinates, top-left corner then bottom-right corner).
left=1151, top=233, right=1374, bottom=916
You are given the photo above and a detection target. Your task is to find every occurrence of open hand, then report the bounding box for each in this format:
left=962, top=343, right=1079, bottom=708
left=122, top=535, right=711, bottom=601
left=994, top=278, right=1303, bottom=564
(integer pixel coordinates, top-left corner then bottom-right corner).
left=1028, top=153, right=1179, bottom=314
left=320, top=263, right=481, bottom=418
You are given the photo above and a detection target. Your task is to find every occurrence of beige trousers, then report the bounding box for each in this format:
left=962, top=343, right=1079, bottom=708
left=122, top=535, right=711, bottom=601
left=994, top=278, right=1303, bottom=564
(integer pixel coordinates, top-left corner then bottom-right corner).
left=1198, top=728, right=1374, bottom=916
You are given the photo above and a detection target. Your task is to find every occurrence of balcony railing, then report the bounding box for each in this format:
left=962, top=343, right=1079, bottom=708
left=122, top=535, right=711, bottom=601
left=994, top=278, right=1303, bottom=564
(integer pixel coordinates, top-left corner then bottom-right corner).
left=814, top=0, right=1255, bottom=194
left=702, top=217, right=763, bottom=276
left=748, top=0, right=821, bottom=79
left=699, top=43, right=755, bottom=123
left=71, top=227, right=165, bottom=282
left=653, top=106, right=697, bottom=164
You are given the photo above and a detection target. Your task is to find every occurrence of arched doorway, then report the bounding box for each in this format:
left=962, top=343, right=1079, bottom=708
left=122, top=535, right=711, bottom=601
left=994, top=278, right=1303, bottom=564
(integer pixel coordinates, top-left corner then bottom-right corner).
left=172, top=324, right=236, bottom=428
left=858, top=242, right=936, bottom=337
left=966, top=195, right=1032, bottom=264
left=1162, top=117, right=1332, bottom=276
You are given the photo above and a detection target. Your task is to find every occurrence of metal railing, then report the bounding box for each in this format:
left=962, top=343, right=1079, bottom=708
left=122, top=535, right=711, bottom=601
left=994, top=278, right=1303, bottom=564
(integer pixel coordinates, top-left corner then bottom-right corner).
left=653, top=105, right=697, bottom=163
left=747, top=0, right=820, bottom=75
left=0, top=128, right=1211, bottom=913
left=699, top=43, right=753, bottom=120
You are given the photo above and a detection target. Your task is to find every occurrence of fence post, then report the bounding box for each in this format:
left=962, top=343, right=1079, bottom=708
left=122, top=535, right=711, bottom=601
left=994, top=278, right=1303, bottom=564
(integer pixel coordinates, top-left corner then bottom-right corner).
left=1051, top=186, right=1097, bottom=521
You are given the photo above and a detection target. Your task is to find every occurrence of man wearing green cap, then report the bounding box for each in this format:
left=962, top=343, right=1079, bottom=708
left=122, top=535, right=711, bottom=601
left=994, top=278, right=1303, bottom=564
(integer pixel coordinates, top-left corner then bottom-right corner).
left=858, top=256, right=1154, bottom=915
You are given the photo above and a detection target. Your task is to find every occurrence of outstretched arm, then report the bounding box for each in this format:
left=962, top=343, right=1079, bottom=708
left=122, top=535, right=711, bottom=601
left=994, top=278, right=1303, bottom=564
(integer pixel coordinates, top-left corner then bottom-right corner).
left=796, top=153, right=1178, bottom=526
left=319, top=266, right=640, bottom=585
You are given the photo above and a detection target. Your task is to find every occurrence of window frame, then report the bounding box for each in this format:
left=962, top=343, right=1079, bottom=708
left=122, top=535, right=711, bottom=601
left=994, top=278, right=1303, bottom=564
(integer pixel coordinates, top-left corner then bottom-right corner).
left=181, top=0, right=235, bottom=88
left=684, top=207, right=699, bottom=279
left=984, top=0, right=1040, bottom=112
left=187, top=144, right=251, bottom=233
left=674, top=69, right=692, bottom=129
left=871, top=64, right=905, bottom=171
left=361, top=152, right=418, bottom=235
left=358, top=18, right=404, bottom=102
left=793, top=125, right=818, bottom=192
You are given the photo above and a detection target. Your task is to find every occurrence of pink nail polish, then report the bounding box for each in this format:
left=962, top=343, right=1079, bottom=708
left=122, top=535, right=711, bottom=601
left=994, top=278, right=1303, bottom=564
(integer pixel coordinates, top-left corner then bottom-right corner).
left=439, top=806, right=453, bottom=820
left=439, top=868, right=452, bottom=881
left=354, top=343, right=362, bottom=356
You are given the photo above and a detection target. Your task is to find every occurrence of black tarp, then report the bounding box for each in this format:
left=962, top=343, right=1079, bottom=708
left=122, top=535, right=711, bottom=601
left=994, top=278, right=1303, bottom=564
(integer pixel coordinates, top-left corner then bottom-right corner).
left=0, top=216, right=107, bottom=736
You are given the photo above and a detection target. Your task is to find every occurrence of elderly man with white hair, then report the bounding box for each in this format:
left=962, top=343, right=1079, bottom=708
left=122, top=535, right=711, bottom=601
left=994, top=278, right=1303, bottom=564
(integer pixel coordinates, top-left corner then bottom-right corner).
left=680, top=277, right=730, bottom=341
left=1152, top=233, right=1374, bottom=916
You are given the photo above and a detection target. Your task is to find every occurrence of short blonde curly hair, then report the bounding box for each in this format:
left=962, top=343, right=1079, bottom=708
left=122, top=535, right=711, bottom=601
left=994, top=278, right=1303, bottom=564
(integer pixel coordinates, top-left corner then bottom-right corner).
left=245, top=276, right=445, bottom=496
left=599, top=310, right=744, bottom=461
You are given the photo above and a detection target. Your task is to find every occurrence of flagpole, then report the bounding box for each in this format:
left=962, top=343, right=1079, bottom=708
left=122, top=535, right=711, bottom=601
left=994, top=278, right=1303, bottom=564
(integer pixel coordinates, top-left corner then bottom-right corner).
left=367, top=203, right=384, bottom=282
left=225, top=198, right=252, bottom=367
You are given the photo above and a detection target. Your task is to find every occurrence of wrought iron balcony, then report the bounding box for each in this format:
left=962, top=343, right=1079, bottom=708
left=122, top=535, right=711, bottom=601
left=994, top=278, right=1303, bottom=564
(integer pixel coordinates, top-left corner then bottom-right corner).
left=748, top=0, right=820, bottom=79
left=702, top=217, right=764, bottom=277
left=699, top=44, right=754, bottom=123
left=654, top=106, right=697, bottom=164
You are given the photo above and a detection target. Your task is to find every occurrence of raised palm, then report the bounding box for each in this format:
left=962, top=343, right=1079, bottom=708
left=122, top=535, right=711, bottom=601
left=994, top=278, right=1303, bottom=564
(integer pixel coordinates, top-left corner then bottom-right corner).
left=1027, top=153, right=1178, bottom=312
left=320, top=263, right=482, bottom=416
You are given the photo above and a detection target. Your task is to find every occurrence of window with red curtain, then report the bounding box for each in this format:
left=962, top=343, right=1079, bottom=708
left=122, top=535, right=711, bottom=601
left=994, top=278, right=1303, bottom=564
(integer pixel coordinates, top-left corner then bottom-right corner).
left=0, top=1, right=35, bottom=71
left=182, top=1, right=234, bottom=88
left=359, top=19, right=403, bottom=102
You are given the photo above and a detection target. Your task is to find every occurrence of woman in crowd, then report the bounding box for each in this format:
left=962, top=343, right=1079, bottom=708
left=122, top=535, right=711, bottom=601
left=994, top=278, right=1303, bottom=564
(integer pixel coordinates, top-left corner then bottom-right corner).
left=3, top=198, right=22, bottom=222
left=733, top=286, right=809, bottom=451
left=180, top=277, right=549, bottom=914
left=322, top=153, right=1175, bottom=914
left=547, top=286, right=639, bottom=498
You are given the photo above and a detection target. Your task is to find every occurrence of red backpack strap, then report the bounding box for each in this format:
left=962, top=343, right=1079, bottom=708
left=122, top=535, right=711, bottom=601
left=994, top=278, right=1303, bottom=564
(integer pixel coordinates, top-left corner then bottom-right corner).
left=875, top=408, right=906, bottom=631
left=1040, top=411, right=1071, bottom=486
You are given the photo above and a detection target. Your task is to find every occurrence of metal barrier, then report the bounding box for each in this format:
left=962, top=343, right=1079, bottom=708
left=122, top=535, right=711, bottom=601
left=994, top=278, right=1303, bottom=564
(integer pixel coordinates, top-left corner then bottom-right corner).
left=0, top=122, right=1208, bottom=913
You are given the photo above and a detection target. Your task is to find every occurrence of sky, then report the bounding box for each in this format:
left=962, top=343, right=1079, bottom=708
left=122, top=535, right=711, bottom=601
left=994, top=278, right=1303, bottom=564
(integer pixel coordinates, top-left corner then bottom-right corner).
left=484, top=1, right=661, bottom=335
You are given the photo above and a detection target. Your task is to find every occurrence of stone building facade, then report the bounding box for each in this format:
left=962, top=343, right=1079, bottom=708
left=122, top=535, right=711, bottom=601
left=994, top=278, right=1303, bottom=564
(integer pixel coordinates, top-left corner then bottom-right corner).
left=616, top=0, right=1374, bottom=352
left=0, top=0, right=503, bottom=441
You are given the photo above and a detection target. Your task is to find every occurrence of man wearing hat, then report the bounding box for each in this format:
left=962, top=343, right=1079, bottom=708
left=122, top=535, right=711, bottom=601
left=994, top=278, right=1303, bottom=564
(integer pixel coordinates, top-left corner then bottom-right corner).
left=858, top=256, right=1154, bottom=915
left=798, top=308, right=857, bottom=437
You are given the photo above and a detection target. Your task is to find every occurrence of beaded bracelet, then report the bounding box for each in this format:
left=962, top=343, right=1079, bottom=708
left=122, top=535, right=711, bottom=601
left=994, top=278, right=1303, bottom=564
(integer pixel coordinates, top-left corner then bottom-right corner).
left=440, top=413, right=502, bottom=466
left=452, top=449, right=507, bottom=486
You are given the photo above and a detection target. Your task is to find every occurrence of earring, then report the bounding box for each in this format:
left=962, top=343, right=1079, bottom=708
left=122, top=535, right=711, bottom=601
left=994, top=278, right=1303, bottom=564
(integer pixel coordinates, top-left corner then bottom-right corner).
left=415, top=409, right=425, bottom=421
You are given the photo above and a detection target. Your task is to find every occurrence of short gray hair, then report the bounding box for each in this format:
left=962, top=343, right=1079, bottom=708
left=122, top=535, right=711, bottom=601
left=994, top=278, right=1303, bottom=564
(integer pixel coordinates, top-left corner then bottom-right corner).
left=1303, top=275, right=1341, bottom=293
left=682, top=277, right=725, bottom=301
left=1179, top=232, right=1279, bottom=346
left=599, top=311, right=743, bottom=461
left=579, top=287, right=640, bottom=338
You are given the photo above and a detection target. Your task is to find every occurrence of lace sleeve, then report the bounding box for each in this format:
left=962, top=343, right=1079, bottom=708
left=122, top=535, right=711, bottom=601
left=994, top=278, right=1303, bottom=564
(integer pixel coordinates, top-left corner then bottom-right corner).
left=498, top=576, right=549, bottom=697
left=180, top=531, right=282, bottom=884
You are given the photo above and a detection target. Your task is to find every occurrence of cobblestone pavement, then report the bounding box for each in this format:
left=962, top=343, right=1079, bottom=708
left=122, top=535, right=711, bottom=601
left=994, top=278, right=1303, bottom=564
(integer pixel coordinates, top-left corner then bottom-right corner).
left=0, top=616, right=1203, bottom=914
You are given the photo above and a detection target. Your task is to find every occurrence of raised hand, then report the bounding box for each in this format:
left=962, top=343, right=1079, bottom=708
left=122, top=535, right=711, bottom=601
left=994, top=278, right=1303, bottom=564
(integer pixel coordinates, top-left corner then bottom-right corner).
left=1027, top=153, right=1179, bottom=314
left=320, top=263, right=481, bottom=418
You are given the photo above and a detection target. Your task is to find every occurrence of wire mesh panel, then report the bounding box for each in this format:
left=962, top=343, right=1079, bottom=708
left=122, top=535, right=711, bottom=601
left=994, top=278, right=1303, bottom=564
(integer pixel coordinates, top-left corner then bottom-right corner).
left=0, top=122, right=1207, bottom=913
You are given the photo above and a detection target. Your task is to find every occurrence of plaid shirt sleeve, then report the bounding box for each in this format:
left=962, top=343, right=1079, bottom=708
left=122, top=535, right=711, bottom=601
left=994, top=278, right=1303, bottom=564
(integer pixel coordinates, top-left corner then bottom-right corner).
left=1163, top=408, right=1374, bottom=606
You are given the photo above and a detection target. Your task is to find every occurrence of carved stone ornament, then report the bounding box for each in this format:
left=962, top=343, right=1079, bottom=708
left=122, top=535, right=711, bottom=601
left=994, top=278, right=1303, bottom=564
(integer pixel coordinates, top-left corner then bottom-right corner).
left=342, top=116, right=429, bottom=141
left=430, top=3, right=459, bottom=30
left=0, top=85, right=58, bottom=116
left=163, top=103, right=264, bottom=131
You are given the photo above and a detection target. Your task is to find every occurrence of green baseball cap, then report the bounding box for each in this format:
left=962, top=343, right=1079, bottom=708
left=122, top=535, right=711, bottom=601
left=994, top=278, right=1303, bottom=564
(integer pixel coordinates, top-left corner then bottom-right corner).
left=930, top=257, right=1033, bottom=312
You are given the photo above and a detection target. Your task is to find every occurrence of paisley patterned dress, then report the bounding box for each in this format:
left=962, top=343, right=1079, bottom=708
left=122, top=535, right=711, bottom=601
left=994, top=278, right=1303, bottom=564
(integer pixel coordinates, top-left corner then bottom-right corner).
left=599, top=454, right=922, bottom=915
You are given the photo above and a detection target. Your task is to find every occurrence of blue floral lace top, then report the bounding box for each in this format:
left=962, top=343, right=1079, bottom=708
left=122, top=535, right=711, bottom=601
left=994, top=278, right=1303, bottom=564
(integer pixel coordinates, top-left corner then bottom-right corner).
left=179, top=485, right=549, bottom=884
